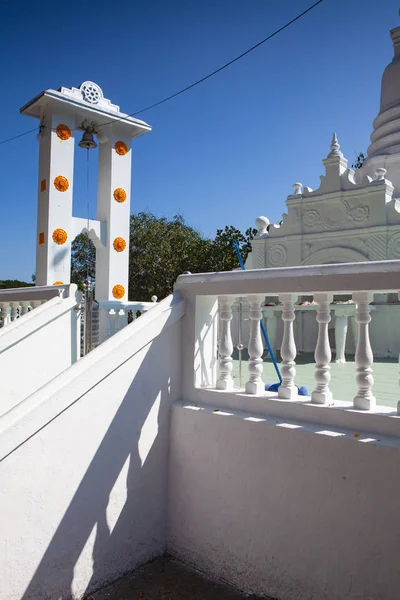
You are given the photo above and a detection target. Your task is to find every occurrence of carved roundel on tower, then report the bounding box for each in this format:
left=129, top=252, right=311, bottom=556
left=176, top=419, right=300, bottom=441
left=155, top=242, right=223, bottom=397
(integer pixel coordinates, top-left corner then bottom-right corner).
left=80, top=81, right=103, bottom=105
left=267, top=244, right=287, bottom=267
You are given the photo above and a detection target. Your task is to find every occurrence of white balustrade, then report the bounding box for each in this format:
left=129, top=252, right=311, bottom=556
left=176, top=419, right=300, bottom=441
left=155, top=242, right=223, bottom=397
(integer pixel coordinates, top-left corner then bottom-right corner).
left=245, top=295, right=265, bottom=395
left=278, top=293, right=298, bottom=400
left=353, top=292, right=375, bottom=410
left=97, top=298, right=158, bottom=344
left=0, top=285, right=70, bottom=329
left=216, top=296, right=234, bottom=390
left=174, top=260, right=400, bottom=416
left=311, top=293, right=333, bottom=404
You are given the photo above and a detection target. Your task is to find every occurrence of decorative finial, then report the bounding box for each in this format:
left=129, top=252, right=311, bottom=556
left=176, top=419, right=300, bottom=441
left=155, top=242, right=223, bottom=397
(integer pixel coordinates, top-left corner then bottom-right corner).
left=292, top=182, right=302, bottom=195
left=255, top=216, right=270, bottom=238
left=374, top=168, right=387, bottom=181
left=328, top=132, right=342, bottom=157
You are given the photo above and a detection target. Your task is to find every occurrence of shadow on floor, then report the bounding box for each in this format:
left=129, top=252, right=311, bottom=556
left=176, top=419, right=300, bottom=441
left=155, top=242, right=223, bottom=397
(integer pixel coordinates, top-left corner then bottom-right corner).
left=86, top=556, right=273, bottom=600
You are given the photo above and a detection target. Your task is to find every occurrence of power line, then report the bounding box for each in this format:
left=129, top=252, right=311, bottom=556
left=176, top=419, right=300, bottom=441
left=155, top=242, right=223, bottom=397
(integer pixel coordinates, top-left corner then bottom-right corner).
left=99, top=0, right=325, bottom=126
left=0, top=0, right=325, bottom=144
left=0, top=126, right=39, bottom=146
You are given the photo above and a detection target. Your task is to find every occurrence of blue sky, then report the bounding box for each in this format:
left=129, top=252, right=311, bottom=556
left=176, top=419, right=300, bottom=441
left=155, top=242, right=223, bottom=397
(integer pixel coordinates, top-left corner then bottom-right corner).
left=0, top=0, right=398, bottom=281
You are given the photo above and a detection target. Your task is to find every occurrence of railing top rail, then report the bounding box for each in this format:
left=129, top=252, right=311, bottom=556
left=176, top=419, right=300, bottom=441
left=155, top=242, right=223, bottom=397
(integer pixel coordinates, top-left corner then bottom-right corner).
left=175, top=260, right=400, bottom=297
left=97, top=300, right=157, bottom=311
left=0, top=284, right=75, bottom=303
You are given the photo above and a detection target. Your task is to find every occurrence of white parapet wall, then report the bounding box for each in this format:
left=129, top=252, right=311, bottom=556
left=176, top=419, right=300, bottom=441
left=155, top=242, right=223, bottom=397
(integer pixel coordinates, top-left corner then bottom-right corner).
left=0, top=293, right=184, bottom=600
left=0, top=285, right=81, bottom=416
left=168, top=401, right=400, bottom=600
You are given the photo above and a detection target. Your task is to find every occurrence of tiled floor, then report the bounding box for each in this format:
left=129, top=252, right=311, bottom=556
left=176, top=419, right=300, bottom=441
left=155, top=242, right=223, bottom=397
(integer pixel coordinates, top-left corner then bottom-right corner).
left=232, top=354, right=398, bottom=409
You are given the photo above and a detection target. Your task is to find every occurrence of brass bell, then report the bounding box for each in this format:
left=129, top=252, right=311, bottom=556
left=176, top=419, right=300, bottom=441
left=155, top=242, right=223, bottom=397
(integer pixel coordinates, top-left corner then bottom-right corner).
left=78, top=130, right=97, bottom=150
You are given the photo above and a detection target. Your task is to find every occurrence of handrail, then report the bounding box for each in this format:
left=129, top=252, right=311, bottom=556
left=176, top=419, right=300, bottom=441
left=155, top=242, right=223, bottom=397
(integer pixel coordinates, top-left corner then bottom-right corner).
left=0, top=284, right=72, bottom=302
left=175, top=260, right=400, bottom=296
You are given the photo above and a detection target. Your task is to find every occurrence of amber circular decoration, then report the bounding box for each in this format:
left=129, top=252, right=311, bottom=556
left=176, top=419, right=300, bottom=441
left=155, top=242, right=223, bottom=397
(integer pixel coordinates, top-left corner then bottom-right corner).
left=53, top=281, right=64, bottom=286
left=52, top=228, right=68, bottom=245
left=112, top=284, right=125, bottom=299
left=54, top=175, right=69, bottom=192
left=113, top=188, right=127, bottom=203
left=115, top=141, right=128, bottom=156
left=113, top=237, right=126, bottom=252
left=56, top=124, right=71, bottom=140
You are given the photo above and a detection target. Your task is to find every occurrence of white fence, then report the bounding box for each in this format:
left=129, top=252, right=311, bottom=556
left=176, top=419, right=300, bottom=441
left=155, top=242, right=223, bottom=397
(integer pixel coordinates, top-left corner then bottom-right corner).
left=0, top=284, right=72, bottom=328
left=175, top=260, right=400, bottom=420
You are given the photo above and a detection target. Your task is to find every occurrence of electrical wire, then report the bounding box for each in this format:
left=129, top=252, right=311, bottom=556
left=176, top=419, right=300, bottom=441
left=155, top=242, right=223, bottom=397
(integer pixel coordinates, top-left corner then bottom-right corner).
left=0, top=126, right=39, bottom=146
left=98, top=0, right=325, bottom=125
left=0, top=0, right=325, bottom=144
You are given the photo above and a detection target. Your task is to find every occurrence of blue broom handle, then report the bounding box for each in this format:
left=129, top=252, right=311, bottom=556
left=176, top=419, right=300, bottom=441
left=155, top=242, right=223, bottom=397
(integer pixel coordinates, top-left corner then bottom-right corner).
left=233, top=241, right=282, bottom=385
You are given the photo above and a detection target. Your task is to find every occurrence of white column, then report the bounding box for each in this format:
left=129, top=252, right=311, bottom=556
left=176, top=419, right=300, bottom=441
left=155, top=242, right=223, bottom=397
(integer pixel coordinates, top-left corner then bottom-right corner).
left=334, top=313, right=348, bottom=363
left=278, top=293, right=298, bottom=400
left=95, top=125, right=132, bottom=304
left=245, top=295, right=265, bottom=395
left=311, top=293, right=333, bottom=404
left=353, top=292, right=375, bottom=410
left=35, top=109, right=75, bottom=286
left=216, top=296, right=234, bottom=390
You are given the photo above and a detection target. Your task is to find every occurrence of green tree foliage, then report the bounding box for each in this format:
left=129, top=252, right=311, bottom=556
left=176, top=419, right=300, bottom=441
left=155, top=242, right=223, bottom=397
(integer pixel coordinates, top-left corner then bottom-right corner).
left=70, top=212, right=256, bottom=301
left=71, top=233, right=96, bottom=290
left=0, top=279, right=33, bottom=289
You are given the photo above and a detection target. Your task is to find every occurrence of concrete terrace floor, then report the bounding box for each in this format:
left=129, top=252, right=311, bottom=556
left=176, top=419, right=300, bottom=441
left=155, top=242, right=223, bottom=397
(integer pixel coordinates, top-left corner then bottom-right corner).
left=87, top=557, right=266, bottom=600
left=232, top=353, right=399, bottom=410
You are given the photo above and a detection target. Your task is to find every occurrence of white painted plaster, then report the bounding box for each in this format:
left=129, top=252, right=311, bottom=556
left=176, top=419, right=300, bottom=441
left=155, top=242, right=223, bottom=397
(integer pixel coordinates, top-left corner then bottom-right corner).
left=168, top=401, right=400, bottom=600
left=0, top=294, right=184, bottom=600
left=0, top=286, right=81, bottom=416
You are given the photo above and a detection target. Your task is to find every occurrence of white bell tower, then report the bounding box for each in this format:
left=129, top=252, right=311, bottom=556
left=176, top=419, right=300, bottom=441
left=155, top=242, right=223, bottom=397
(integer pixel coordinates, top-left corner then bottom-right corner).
left=21, top=81, right=151, bottom=302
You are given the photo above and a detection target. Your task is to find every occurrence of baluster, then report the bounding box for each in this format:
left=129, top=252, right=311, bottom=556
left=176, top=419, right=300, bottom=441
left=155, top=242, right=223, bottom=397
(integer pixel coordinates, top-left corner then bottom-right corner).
left=118, top=309, right=127, bottom=332
left=10, top=302, right=19, bottom=322
left=311, top=293, right=333, bottom=404
left=109, top=309, right=117, bottom=338
left=1, top=303, right=11, bottom=328
left=98, top=308, right=108, bottom=344
left=278, top=293, right=298, bottom=399
left=245, top=295, right=265, bottom=394
left=216, top=295, right=234, bottom=390
left=20, top=300, right=30, bottom=316
left=353, top=292, right=375, bottom=410
left=1, top=302, right=11, bottom=327
left=31, top=300, right=42, bottom=309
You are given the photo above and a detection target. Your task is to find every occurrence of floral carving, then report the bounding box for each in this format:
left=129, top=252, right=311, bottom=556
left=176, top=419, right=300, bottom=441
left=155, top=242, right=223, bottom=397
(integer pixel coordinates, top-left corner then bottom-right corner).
left=113, top=188, right=127, bottom=203
left=56, top=124, right=71, bottom=140
left=303, top=209, right=320, bottom=228
left=112, top=284, right=125, bottom=299
left=53, top=281, right=64, bottom=285
left=54, top=175, right=69, bottom=192
left=113, top=237, right=126, bottom=252
left=115, top=141, right=128, bottom=156
left=348, top=205, right=369, bottom=223
left=267, top=244, right=287, bottom=267
left=52, top=228, right=68, bottom=245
